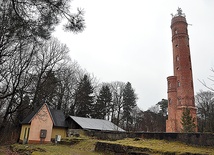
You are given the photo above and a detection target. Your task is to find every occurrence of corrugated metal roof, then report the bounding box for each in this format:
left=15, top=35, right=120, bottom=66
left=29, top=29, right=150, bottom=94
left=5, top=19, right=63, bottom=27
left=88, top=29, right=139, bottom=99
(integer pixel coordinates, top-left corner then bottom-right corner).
left=68, top=116, right=125, bottom=132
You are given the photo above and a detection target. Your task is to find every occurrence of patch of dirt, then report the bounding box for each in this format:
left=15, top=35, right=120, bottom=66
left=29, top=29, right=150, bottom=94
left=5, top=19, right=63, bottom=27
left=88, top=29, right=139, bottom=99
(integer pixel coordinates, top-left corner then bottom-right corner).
left=0, top=146, right=19, bottom=155
left=10, top=145, right=46, bottom=155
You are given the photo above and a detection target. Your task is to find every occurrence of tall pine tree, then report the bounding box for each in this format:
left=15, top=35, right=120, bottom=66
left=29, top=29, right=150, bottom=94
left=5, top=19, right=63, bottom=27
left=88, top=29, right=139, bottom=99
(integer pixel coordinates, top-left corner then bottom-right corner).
left=73, top=75, right=94, bottom=117
left=122, top=82, right=137, bottom=131
left=93, top=85, right=112, bottom=119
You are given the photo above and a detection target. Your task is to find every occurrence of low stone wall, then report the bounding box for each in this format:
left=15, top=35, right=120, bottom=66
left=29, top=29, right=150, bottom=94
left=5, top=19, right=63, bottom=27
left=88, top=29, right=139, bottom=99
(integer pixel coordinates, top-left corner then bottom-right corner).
left=129, top=132, right=214, bottom=146
left=85, top=130, right=127, bottom=141
left=85, top=130, right=214, bottom=146
left=95, top=142, right=152, bottom=155
left=95, top=141, right=213, bottom=155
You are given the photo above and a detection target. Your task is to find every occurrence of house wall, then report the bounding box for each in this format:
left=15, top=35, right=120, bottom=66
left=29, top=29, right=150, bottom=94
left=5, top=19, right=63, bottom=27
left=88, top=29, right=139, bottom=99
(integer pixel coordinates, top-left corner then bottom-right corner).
left=19, top=124, right=30, bottom=142
left=66, top=118, right=81, bottom=129
left=28, top=104, right=53, bottom=143
left=51, top=127, right=67, bottom=139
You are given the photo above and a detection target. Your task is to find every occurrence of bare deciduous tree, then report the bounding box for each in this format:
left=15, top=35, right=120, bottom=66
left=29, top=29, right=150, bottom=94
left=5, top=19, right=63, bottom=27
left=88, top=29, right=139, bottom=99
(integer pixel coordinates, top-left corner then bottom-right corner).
left=0, top=40, right=37, bottom=133
left=30, top=38, right=69, bottom=108
left=195, top=90, right=214, bottom=132
left=199, top=68, right=214, bottom=92
left=109, top=81, right=125, bottom=126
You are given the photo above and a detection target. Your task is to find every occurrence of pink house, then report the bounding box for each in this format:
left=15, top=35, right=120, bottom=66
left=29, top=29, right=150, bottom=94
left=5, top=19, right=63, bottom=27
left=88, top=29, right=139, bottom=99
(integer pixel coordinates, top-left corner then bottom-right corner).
left=19, top=104, right=125, bottom=144
left=19, top=104, right=67, bottom=144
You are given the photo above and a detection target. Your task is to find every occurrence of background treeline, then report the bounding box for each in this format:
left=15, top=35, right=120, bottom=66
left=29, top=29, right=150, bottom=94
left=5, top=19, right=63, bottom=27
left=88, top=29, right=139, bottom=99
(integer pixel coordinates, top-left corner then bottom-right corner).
left=0, top=0, right=214, bottom=144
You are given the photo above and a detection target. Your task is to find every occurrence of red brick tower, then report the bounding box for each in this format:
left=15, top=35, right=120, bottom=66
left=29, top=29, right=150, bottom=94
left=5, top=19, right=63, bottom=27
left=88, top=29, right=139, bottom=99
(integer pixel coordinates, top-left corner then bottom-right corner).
left=166, top=8, right=197, bottom=132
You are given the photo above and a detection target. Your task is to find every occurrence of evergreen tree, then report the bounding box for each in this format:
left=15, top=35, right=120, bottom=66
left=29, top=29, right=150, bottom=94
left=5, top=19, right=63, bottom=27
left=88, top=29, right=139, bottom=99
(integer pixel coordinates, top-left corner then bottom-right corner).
left=157, top=99, right=168, bottom=116
left=1, top=0, right=85, bottom=41
left=73, top=75, right=94, bottom=117
left=122, top=82, right=137, bottom=130
left=36, top=70, right=59, bottom=107
left=93, top=85, right=112, bottom=119
left=181, top=107, right=196, bottom=132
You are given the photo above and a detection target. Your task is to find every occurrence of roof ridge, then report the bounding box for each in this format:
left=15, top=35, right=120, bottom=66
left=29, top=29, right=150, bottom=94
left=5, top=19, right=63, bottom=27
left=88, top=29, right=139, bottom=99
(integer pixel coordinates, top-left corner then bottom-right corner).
left=70, top=115, right=109, bottom=121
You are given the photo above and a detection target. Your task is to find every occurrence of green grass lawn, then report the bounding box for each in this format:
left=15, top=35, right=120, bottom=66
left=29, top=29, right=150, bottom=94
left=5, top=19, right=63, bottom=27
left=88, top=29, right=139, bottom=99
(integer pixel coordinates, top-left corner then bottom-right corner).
left=110, top=138, right=214, bottom=155
left=3, top=137, right=214, bottom=155
left=10, top=138, right=106, bottom=155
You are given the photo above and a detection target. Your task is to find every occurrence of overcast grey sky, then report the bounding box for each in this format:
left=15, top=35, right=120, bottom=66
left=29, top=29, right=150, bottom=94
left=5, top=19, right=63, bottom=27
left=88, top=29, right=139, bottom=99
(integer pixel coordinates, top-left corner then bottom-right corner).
left=53, top=0, right=214, bottom=110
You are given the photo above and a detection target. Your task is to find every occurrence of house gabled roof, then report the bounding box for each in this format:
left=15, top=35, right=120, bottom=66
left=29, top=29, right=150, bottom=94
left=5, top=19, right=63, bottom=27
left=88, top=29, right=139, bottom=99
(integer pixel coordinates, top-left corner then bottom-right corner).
left=49, top=109, right=66, bottom=127
left=21, top=105, right=44, bottom=124
left=21, top=103, right=67, bottom=127
left=67, top=116, right=125, bottom=132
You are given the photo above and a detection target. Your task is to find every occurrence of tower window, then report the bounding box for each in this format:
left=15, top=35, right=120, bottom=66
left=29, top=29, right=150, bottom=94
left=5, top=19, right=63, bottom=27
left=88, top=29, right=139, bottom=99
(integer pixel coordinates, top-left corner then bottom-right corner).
left=177, top=67, right=179, bottom=70
left=176, top=55, right=179, bottom=61
left=178, top=97, right=181, bottom=105
left=177, top=81, right=180, bottom=87
left=169, top=99, right=171, bottom=104
left=175, top=44, right=178, bottom=47
left=168, top=82, right=171, bottom=88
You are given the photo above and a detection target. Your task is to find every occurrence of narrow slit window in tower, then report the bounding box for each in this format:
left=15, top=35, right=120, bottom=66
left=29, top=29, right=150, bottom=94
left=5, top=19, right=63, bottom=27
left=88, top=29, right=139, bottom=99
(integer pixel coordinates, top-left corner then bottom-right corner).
left=168, top=81, right=171, bottom=88
left=177, top=81, right=180, bottom=87
left=178, top=97, right=181, bottom=105
left=176, top=55, right=179, bottom=61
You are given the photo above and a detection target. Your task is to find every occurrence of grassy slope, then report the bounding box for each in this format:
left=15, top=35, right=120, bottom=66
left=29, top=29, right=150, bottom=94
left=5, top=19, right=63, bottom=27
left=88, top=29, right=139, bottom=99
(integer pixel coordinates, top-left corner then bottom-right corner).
left=6, top=137, right=214, bottom=155
left=109, top=138, right=214, bottom=155
left=10, top=138, right=105, bottom=155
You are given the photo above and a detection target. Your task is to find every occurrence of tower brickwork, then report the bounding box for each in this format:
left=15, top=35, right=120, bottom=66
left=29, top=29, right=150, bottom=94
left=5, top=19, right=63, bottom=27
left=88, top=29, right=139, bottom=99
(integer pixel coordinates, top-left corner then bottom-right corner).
left=166, top=8, right=197, bottom=132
